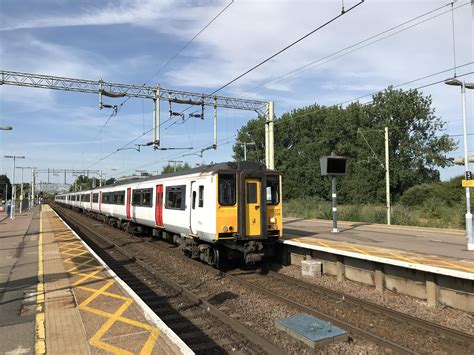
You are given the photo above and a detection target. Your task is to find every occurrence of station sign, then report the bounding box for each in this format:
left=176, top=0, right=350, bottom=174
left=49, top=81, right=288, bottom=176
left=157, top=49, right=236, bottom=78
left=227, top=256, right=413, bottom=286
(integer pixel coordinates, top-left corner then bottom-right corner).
left=462, top=180, right=474, bottom=188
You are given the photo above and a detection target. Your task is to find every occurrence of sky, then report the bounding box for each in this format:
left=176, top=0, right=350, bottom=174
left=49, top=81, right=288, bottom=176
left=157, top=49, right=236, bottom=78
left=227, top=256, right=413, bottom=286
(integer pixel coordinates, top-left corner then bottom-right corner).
left=0, top=0, right=473, bottom=188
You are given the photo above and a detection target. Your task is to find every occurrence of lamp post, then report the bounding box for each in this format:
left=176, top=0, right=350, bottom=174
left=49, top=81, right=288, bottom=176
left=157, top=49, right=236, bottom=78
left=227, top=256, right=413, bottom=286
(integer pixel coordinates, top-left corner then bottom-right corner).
left=4, top=155, right=25, bottom=219
left=445, top=78, right=474, bottom=250
left=236, top=141, right=256, bottom=161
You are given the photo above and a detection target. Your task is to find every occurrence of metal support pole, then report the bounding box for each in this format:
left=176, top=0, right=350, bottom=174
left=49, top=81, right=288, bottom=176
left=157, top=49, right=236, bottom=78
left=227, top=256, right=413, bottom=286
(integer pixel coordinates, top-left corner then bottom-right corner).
left=243, top=143, right=247, bottom=161
left=10, top=157, right=15, bottom=220
left=461, top=84, right=473, bottom=250
left=268, top=101, right=275, bottom=170
left=332, top=176, right=338, bottom=233
left=213, top=97, right=217, bottom=149
left=20, top=168, right=24, bottom=213
left=265, top=122, right=268, bottom=166
left=47, top=168, right=50, bottom=184
left=154, top=86, right=160, bottom=148
left=99, top=80, right=103, bottom=109
left=385, top=127, right=391, bottom=225
left=31, top=169, right=35, bottom=208
left=64, top=171, right=66, bottom=185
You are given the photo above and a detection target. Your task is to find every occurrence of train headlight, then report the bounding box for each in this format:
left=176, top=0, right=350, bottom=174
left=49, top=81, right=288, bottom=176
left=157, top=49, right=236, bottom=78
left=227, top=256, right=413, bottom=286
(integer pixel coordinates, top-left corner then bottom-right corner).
left=222, top=225, right=228, bottom=232
left=269, top=217, right=276, bottom=224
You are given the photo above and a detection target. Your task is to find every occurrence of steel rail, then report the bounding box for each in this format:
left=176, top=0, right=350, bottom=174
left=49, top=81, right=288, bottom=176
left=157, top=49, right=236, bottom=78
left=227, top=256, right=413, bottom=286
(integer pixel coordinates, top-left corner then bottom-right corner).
left=266, top=270, right=474, bottom=346
left=51, top=204, right=285, bottom=355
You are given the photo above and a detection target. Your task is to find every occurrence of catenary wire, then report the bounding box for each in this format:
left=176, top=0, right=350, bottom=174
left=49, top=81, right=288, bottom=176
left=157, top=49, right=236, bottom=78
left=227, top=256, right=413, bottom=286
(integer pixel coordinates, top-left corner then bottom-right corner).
left=241, top=1, right=468, bottom=97
left=111, top=69, right=474, bottom=177
left=145, top=0, right=234, bottom=86
left=88, top=0, right=234, bottom=150
left=93, top=63, right=472, bottom=174
left=209, top=0, right=365, bottom=95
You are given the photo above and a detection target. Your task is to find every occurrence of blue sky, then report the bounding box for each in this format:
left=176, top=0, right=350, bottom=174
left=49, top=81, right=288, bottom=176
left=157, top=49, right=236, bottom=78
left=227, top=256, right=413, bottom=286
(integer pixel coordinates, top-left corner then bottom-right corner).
left=0, top=0, right=472, bottom=187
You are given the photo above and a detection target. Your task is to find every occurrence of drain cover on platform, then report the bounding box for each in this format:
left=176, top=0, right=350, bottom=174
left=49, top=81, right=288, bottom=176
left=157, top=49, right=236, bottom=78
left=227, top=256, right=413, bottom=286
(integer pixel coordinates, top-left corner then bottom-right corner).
left=275, top=314, right=348, bottom=348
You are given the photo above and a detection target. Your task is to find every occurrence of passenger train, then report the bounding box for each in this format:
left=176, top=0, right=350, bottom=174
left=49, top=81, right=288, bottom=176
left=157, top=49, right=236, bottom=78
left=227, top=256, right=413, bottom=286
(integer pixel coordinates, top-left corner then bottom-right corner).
left=55, top=161, right=282, bottom=266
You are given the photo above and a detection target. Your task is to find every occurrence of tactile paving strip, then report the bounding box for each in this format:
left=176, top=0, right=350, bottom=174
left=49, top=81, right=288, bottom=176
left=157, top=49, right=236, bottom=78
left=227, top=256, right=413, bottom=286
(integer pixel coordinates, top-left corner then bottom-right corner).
left=47, top=211, right=161, bottom=354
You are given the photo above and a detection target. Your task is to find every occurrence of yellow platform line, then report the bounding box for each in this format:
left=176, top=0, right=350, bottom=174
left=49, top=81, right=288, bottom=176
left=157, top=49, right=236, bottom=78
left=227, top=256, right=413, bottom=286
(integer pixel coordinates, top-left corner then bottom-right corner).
left=35, top=209, right=46, bottom=355
left=288, top=234, right=474, bottom=273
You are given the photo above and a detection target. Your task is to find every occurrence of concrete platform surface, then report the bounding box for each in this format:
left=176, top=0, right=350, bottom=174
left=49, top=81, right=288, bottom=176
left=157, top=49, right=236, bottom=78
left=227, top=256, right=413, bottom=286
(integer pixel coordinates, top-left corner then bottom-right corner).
left=0, top=205, right=193, bottom=355
left=0, top=208, right=39, bottom=354
left=283, top=218, right=474, bottom=279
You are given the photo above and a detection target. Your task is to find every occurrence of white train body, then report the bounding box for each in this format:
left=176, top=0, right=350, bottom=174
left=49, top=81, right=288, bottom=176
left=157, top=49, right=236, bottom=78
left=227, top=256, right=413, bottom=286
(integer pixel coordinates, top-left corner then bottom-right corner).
left=55, top=162, right=282, bottom=265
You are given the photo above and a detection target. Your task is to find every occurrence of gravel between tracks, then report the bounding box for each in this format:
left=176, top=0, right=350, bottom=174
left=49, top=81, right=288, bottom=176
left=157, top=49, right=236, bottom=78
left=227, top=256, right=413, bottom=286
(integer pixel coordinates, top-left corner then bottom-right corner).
left=277, top=264, right=474, bottom=336
left=62, top=208, right=387, bottom=354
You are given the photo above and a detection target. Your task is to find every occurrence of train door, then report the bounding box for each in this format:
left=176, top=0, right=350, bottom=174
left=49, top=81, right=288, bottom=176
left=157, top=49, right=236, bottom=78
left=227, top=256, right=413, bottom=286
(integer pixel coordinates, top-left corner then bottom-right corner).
left=189, top=181, right=198, bottom=235
left=245, top=178, right=261, bottom=237
left=126, top=188, right=131, bottom=220
left=90, top=192, right=92, bottom=210
left=155, top=184, right=163, bottom=227
left=99, top=191, right=102, bottom=212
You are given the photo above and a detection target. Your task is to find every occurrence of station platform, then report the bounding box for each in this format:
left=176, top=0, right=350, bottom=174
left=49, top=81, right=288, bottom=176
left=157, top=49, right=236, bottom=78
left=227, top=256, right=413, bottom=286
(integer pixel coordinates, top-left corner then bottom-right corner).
left=281, top=218, right=474, bottom=311
left=0, top=205, right=192, bottom=354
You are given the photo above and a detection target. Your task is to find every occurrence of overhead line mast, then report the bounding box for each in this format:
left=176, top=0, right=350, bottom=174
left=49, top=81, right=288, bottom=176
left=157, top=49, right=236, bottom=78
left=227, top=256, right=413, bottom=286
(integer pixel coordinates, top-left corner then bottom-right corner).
left=0, top=70, right=276, bottom=169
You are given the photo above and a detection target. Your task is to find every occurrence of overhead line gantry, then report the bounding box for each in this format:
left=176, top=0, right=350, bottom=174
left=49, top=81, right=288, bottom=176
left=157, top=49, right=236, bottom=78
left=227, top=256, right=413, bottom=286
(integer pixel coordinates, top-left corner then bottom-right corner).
left=0, top=70, right=275, bottom=169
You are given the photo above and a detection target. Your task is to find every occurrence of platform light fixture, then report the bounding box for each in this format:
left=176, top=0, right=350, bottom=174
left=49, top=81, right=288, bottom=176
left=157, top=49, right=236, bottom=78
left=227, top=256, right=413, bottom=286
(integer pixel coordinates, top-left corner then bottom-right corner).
left=0, top=125, right=13, bottom=130
left=444, top=78, right=474, bottom=251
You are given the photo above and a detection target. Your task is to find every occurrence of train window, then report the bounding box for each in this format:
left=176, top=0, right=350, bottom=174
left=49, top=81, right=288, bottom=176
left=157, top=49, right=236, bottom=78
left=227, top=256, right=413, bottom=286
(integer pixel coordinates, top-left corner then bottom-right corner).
left=246, top=182, right=257, bottom=204
left=142, top=189, right=152, bottom=207
left=92, top=193, right=98, bottom=203
left=218, top=174, right=236, bottom=206
left=198, top=186, right=204, bottom=207
left=266, top=175, right=280, bottom=205
left=132, top=188, right=153, bottom=207
left=102, top=192, right=112, bottom=204
left=114, top=191, right=125, bottom=205
left=165, top=185, right=186, bottom=210
left=132, top=190, right=141, bottom=205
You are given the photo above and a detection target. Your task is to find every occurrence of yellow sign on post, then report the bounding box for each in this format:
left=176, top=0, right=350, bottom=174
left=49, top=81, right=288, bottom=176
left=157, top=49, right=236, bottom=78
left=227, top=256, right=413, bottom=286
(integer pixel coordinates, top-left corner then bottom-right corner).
left=462, top=180, right=474, bottom=188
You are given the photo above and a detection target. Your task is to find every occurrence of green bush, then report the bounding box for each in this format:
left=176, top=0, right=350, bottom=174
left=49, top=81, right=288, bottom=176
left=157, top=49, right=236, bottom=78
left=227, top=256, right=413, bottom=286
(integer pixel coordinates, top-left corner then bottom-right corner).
left=284, top=198, right=464, bottom=229
left=399, top=176, right=464, bottom=207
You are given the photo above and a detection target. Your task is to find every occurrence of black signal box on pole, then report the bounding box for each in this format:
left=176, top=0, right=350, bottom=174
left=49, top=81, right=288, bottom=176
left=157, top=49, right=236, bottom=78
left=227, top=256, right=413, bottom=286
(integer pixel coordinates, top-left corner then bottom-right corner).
left=320, top=155, right=348, bottom=176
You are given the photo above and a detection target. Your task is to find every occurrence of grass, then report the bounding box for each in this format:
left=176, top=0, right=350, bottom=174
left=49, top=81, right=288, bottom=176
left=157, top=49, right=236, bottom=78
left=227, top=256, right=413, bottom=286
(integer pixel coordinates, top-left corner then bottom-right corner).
left=283, top=197, right=465, bottom=229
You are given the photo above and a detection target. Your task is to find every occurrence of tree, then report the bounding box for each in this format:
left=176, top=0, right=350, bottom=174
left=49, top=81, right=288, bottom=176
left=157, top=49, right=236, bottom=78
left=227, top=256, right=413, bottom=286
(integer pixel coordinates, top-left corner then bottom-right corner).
left=233, top=87, right=456, bottom=203
left=69, top=175, right=93, bottom=192
left=105, top=178, right=116, bottom=185
left=161, top=162, right=191, bottom=174
left=0, top=174, right=11, bottom=200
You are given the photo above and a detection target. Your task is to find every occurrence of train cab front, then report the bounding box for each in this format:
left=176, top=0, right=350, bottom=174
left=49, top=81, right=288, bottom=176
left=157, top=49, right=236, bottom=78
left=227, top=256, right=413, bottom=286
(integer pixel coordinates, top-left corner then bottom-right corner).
left=216, top=162, right=282, bottom=264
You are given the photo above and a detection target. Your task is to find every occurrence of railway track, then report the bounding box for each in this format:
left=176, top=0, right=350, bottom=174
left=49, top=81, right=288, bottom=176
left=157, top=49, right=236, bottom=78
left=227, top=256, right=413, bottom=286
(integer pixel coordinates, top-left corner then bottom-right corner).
left=52, top=204, right=474, bottom=354
left=51, top=204, right=285, bottom=355
left=225, top=270, right=474, bottom=355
